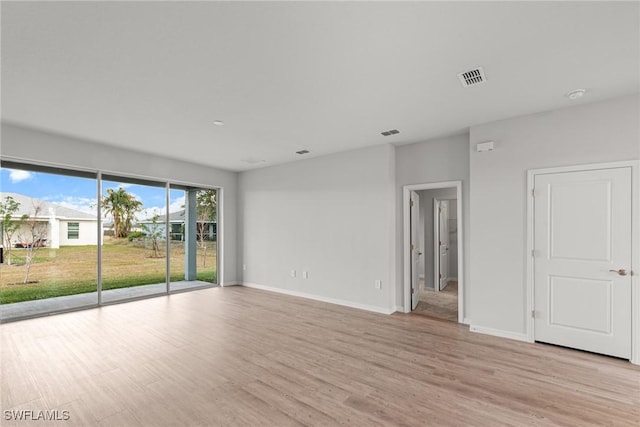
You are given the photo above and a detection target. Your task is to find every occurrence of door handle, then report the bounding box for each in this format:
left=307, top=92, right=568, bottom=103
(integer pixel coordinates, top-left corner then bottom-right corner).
left=609, top=269, right=628, bottom=276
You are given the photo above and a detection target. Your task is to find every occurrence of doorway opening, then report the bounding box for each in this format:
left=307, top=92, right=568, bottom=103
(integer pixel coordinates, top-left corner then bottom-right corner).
left=403, top=181, right=464, bottom=323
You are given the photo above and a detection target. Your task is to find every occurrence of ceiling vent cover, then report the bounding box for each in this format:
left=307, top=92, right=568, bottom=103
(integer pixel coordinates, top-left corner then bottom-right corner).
left=296, top=150, right=310, bottom=155
left=381, top=129, right=400, bottom=137
left=458, top=67, right=486, bottom=87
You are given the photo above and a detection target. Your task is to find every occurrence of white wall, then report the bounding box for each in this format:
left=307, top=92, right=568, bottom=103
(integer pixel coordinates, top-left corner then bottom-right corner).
left=416, top=187, right=456, bottom=290
left=469, top=94, right=640, bottom=335
left=238, top=144, right=396, bottom=313
left=1, top=123, right=239, bottom=284
left=395, top=133, right=470, bottom=312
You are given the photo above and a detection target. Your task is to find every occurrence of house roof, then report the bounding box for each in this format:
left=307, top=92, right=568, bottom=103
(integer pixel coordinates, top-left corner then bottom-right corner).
left=0, top=192, right=96, bottom=220
left=140, top=210, right=215, bottom=224
left=139, top=210, right=184, bottom=224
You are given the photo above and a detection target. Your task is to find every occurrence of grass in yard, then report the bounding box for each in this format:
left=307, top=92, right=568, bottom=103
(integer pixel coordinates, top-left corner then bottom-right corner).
left=0, top=240, right=216, bottom=304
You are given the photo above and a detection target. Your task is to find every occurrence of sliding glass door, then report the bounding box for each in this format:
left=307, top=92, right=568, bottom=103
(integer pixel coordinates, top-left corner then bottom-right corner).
left=169, top=186, right=218, bottom=292
left=0, top=162, right=219, bottom=321
left=100, top=176, right=167, bottom=303
left=0, top=164, right=98, bottom=320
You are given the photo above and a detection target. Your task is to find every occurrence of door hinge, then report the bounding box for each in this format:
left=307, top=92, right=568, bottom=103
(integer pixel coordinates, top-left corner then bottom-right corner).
left=410, top=200, right=414, bottom=207
left=439, top=273, right=442, bottom=279
left=411, top=243, right=414, bottom=250
left=411, top=287, right=415, bottom=293
left=531, top=188, right=535, bottom=197
left=531, top=249, right=535, bottom=257
left=531, top=310, right=535, bottom=318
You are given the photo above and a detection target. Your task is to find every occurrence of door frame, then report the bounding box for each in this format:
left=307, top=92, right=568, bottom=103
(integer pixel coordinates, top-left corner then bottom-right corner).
left=525, top=160, right=639, bottom=364
left=433, top=198, right=452, bottom=292
left=410, top=190, right=421, bottom=310
left=403, top=180, right=465, bottom=323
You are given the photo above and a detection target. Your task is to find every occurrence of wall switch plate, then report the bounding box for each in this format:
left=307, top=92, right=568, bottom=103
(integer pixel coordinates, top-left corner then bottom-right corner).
left=375, top=280, right=382, bottom=289
left=303, top=271, right=309, bottom=279
left=290, top=270, right=296, bottom=278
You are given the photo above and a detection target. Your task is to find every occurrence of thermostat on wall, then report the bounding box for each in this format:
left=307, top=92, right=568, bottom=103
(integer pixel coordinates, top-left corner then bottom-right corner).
left=476, top=141, right=494, bottom=152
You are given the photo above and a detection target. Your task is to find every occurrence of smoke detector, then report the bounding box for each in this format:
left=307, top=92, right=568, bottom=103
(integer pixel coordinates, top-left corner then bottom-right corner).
left=565, top=89, right=586, bottom=100
left=458, top=67, right=486, bottom=87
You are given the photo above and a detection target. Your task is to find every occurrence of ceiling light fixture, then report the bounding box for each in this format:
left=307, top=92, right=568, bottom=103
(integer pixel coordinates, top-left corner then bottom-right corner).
left=213, top=120, right=225, bottom=126
left=242, top=158, right=266, bottom=165
left=565, top=89, right=586, bottom=100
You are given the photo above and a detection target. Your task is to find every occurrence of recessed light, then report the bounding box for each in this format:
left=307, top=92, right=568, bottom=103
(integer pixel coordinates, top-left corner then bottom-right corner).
left=213, top=120, right=225, bottom=126
left=242, top=158, right=266, bottom=165
left=565, top=89, right=586, bottom=100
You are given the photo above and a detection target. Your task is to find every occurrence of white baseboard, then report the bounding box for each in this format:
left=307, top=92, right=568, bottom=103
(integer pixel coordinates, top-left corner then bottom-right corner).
left=395, top=305, right=405, bottom=313
left=469, top=324, right=529, bottom=343
left=241, top=282, right=395, bottom=315
left=449, top=277, right=458, bottom=282
left=222, top=281, right=242, bottom=287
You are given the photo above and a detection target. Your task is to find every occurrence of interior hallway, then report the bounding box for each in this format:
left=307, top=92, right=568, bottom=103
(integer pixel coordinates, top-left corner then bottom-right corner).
left=413, top=279, right=458, bottom=322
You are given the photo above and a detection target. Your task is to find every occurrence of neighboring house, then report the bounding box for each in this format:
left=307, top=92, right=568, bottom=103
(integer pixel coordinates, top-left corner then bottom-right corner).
left=139, top=210, right=216, bottom=241
left=0, top=192, right=98, bottom=248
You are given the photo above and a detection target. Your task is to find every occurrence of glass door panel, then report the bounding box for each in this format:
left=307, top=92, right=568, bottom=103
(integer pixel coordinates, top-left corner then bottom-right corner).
left=100, top=177, right=166, bottom=303
left=0, top=165, right=98, bottom=320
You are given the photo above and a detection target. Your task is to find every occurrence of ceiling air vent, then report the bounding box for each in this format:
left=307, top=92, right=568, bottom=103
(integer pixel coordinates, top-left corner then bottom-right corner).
left=458, top=67, right=486, bottom=87
left=381, top=129, right=400, bottom=137
left=296, top=150, right=310, bottom=155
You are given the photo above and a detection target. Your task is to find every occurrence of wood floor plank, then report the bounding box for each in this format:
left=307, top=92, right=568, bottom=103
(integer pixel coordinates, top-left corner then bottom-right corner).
left=1, top=286, right=639, bottom=426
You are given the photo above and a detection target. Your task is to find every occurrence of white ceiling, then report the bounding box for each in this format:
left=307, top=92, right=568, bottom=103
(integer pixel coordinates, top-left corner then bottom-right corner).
left=2, top=1, right=638, bottom=172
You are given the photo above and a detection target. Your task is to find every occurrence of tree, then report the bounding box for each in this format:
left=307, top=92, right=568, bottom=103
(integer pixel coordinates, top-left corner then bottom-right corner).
left=17, top=202, right=48, bottom=284
left=196, top=189, right=216, bottom=267
left=141, top=212, right=163, bottom=258
left=102, top=188, right=143, bottom=238
left=0, top=195, right=28, bottom=265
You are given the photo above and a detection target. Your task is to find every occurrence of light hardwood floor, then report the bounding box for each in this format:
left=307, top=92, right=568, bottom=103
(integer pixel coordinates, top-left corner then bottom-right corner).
left=1, top=286, right=639, bottom=426
left=414, top=280, right=458, bottom=322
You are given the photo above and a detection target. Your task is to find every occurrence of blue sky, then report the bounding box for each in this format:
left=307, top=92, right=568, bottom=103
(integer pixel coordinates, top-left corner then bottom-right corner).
left=0, top=168, right=185, bottom=219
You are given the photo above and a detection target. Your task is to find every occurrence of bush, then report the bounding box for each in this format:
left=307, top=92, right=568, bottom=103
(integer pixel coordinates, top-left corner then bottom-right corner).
left=127, top=231, right=146, bottom=241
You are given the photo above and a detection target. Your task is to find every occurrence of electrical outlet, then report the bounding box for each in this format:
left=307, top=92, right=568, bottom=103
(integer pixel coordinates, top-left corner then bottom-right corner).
left=375, top=280, right=382, bottom=289
left=290, top=270, right=296, bottom=278
left=303, top=271, right=309, bottom=279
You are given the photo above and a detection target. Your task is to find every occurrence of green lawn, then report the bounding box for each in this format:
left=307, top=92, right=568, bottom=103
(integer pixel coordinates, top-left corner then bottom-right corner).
left=0, top=240, right=217, bottom=304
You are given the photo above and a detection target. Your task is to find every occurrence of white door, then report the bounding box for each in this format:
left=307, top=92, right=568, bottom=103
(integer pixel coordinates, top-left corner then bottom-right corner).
left=411, top=191, right=421, bottom=310
left=534, top=167, right=632, bottom=359
left=438, top=200, right=450, bottom=291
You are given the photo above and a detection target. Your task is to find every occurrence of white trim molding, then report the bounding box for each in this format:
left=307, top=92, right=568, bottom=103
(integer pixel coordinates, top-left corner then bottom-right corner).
left=241, top=283, right=395, bottom=315
left=526, top=160, right=640, bottom=365
left=222, top=281, right=242, bottom=287
left=402, top=180, right=465, bottom=323
left=470, top=325, right=529, bottom=343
